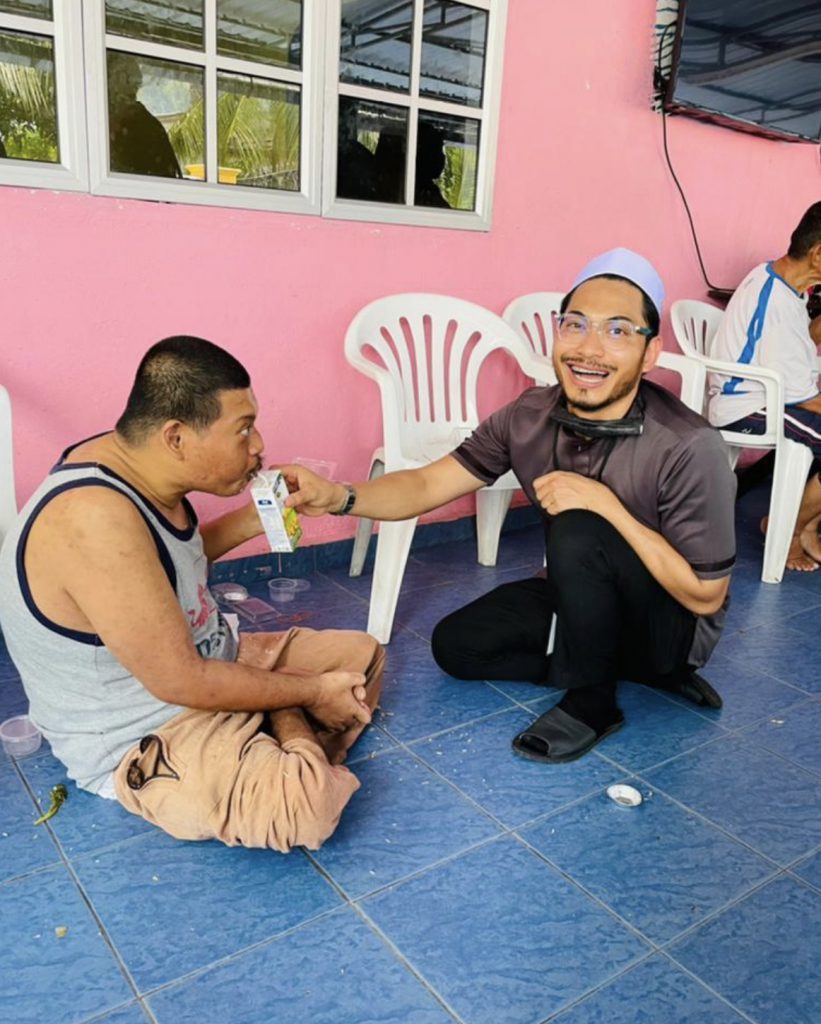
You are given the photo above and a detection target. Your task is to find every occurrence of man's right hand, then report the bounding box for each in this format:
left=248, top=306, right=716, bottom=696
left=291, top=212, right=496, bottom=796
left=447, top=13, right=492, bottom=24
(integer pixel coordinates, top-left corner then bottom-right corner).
left=278, top=464, right=349, bottom=517
left=307, top=671, right=371, bottom=732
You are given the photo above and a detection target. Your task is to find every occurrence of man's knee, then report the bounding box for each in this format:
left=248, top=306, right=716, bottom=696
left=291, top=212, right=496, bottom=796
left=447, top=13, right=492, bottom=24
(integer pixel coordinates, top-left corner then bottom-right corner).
left=342, top=630, right=384, bottom=675
left=547, top=510, right=624, bottom=580
left=431, top=611, right=476, bottom=678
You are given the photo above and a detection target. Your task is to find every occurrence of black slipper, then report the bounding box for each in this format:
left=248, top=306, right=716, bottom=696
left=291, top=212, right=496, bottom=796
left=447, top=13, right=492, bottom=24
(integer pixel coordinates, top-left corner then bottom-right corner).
left=512, top=706, right=624, bottom=764
left=678, top=672, right=723, bottom=709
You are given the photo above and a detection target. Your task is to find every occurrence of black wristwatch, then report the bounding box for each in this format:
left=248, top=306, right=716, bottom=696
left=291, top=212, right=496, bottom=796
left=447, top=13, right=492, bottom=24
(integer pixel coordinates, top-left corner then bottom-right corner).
left=330, top=483, right=357, bottom=516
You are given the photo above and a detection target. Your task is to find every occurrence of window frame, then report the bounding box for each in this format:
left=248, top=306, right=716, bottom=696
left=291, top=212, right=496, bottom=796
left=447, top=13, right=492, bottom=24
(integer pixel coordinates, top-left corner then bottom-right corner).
left=0, top=2, right=88, bottom=191
left=82, top=0, right=324, bottom=214
left=323, top=0, right=507, bottom=231
left=0, top=0, right=508, bottom=229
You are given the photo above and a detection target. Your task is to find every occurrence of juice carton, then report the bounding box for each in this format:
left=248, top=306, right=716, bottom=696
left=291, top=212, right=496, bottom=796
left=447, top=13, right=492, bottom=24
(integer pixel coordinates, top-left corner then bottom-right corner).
left=251, top=470, right=302, bottom=552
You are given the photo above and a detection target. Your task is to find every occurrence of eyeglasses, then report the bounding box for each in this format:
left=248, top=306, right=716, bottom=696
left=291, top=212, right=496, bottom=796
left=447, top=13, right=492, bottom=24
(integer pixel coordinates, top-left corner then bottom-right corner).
left=552, top=312, right=654, bottom=345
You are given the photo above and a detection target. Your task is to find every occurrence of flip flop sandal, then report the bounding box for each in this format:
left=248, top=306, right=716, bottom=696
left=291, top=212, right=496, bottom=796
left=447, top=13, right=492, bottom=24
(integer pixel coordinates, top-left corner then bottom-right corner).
left=512, top=706, right=624, bottom=764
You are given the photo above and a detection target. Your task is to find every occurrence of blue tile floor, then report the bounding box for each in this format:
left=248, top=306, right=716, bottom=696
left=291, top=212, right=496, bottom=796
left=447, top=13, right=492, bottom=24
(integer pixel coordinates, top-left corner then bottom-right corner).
left=2, top=484, right=820, bottom=1024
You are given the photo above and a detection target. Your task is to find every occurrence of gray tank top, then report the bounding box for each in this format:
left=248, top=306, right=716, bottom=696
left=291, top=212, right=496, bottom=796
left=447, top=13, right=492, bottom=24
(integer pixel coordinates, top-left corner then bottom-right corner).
left=0, top=446, right=238, bottom=795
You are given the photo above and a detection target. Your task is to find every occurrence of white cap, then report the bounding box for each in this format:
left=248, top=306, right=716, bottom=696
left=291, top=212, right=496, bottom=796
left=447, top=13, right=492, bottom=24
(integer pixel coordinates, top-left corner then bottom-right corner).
left=570, top=247, right=665, bottom=316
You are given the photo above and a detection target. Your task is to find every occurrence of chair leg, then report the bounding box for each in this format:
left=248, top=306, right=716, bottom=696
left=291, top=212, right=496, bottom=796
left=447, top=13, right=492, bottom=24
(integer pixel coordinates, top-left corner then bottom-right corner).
left=476, top=487, right=514, bottom=566
left=349, top=459, right=385, bottom=577
left=761, top=440, right=814, bottom=583
left=366, top=517, right=419, bottom=644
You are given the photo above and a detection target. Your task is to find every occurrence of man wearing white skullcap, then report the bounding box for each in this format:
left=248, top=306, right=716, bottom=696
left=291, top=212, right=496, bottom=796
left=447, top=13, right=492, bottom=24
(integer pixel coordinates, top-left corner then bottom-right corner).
left=283, top=249, right=737, bottom=763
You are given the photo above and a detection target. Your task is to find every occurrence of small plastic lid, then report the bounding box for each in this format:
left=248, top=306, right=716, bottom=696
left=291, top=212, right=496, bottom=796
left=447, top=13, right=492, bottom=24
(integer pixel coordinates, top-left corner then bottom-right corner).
left=606, top=783, right=642, bottom=808
left=211, top=582, right=249, bottom=603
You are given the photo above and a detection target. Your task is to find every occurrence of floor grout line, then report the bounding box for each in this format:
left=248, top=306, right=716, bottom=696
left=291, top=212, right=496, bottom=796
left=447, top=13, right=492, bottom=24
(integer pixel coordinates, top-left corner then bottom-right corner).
left=2, top=514, right=819, bottom=1023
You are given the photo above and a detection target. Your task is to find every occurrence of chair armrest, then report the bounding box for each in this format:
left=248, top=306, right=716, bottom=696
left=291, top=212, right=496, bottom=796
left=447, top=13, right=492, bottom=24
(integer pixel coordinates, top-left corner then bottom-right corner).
left=655, top=351, right=706, bottom=413
left=698, top=355, right=785, bottom=435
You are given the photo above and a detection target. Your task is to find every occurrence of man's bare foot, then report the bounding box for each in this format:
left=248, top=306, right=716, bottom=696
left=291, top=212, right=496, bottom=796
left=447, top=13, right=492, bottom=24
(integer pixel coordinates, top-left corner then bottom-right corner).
left=761, top=516, right=820, bottom=571
left=787, top=532, right=820, bottom=571
left=800, top=516, right=821, bottom=565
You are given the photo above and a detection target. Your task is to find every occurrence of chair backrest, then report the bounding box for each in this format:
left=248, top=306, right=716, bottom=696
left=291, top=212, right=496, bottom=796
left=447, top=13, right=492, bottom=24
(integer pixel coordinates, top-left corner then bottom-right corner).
left=344, top=294, right=538, bottom=467
left=670, top=299, right=724, bottom=359
left=0, top=384, right=17, bottom=547
left=502, top=291, right=564, bottom=384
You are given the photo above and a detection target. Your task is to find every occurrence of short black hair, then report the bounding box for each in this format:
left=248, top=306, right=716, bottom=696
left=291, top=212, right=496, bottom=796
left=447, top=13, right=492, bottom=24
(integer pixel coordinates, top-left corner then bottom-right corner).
left=560, top=273, right=660, bottom=340
left=116, top=336, right=250, bottom=443
left=788, top=202, right=821, bottom=259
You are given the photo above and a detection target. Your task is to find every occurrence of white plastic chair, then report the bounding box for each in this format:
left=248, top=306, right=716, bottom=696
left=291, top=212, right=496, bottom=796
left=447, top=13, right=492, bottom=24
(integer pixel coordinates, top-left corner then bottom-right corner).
left=0, top=384, right=17, bottom=549
left=503, top=291, right=707, bottom=414
left=501, top=292, right=564, bottom=384
left=345, top=294, right=546, bottom=643
left=671, top=299, right=813, bottom=583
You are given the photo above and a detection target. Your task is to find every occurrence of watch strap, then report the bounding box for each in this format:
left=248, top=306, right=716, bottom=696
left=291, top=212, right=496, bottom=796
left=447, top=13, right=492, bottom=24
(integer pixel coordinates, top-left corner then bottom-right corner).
left=330, top=483, right=357, bottom=516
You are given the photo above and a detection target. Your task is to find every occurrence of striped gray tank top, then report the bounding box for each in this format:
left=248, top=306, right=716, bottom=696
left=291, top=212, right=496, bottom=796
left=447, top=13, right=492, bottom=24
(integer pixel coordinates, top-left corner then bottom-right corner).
left=0, top=446, right=238, bottom=795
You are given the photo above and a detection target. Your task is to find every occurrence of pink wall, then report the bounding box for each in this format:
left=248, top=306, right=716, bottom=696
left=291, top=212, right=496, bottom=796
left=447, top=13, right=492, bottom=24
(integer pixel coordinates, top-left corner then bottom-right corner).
left=2, top=0, right=819, bottom=556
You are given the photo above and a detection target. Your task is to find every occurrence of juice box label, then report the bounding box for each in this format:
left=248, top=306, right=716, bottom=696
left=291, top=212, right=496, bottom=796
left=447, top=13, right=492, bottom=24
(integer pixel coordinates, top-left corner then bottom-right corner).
left=251, top=471, right=302, bottom=552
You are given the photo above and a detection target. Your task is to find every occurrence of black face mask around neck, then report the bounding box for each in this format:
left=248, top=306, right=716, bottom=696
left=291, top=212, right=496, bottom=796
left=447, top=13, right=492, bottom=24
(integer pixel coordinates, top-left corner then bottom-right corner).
left=548, top=403, right=644, bottom=439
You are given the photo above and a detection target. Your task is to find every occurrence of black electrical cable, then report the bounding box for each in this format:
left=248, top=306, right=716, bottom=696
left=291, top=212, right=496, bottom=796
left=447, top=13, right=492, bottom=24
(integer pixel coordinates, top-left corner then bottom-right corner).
left=656, top=21, right=724, bottom=292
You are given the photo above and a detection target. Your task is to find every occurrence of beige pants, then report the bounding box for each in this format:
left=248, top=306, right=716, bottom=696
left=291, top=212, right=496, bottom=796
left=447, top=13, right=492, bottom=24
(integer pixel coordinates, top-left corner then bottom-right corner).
left=113, top=628, right=384, bottom=852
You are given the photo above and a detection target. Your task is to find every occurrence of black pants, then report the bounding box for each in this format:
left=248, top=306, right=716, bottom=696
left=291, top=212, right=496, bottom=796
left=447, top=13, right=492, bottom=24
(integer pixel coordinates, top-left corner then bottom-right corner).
left=432, top=510, right=697, bottom=695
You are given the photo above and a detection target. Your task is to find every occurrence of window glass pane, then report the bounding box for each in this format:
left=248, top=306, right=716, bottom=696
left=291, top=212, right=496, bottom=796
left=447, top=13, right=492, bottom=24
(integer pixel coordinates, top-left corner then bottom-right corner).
left=217, top=72, right=299, bottom=190
left=416, top=110, right=478, bottom=210
left=337, top=95, right=407, bottom=203
left=0, top=29, right=58, bottom=163
left=339, top=0, right=413, bottom=94
left=217, top=1, right=302, bottom=70
left=107, top=51, right=203, bottom=179
left=106, top=0, right=203, bottom=52
left=420, top=1, right=487, bottom=108
left=0, top=1, right=51, bottom=18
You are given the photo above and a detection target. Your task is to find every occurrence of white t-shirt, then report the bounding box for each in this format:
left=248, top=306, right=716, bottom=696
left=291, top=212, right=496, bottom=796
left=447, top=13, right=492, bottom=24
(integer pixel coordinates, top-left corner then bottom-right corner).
left=708, top=262, right=819, bottom=427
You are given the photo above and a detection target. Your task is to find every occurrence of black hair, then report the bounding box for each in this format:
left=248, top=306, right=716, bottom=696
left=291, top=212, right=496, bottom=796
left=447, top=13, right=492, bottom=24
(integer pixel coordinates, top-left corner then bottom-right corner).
left=788, top=202, right=821, bottom=259
left=560, top=273, right=660, bottom=340
left=115, top=335, right=250, bottom=443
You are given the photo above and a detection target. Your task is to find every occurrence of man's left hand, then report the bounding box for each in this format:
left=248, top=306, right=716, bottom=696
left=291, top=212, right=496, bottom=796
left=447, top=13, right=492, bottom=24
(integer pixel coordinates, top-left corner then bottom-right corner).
left=533, top=471, right=618, bottom=518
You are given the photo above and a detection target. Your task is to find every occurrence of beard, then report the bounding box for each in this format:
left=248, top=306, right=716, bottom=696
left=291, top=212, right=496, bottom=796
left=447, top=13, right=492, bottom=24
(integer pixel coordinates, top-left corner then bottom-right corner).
left=559, top=357, right=645, bottom=415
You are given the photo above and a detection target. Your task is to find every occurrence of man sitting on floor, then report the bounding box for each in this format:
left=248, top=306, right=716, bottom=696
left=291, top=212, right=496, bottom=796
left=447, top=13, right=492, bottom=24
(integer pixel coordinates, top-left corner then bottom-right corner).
left=0, top=336, right=383, bottom=851
left=281, top=249, right=736, bottom=764
left=709, top=201, right=821, bottom=571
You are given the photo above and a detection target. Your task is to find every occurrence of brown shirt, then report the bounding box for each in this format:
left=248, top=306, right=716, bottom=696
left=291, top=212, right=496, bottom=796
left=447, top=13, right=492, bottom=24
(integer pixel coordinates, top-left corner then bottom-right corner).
left=452, top=380, right=737, bottom=664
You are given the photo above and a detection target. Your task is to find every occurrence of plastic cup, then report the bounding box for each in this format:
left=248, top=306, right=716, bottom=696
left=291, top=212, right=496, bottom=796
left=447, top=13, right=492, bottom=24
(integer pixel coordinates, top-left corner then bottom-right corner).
left=267, top=578, right=300, bottom=603
left=0, top=715, right=42, bottom=759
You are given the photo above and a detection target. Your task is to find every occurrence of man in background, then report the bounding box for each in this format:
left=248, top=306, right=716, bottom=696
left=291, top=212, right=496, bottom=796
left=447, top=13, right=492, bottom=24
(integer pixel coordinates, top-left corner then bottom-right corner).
left=709, top=202, right=821, bottom=570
